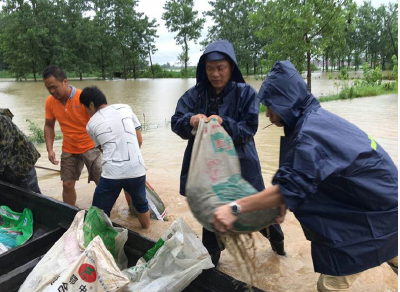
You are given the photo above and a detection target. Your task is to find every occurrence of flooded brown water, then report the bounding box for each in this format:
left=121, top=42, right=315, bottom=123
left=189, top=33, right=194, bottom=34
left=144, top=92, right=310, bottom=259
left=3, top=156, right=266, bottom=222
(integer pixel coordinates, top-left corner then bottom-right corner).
left=0, top=74, right=397, bottom=292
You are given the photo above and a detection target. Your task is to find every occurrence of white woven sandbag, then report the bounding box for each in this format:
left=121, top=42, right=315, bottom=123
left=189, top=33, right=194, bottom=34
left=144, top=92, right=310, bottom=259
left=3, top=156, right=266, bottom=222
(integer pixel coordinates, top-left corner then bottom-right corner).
left=186, top=119, right=279, bottom=233
left=42, top=236, right=129, bottom=292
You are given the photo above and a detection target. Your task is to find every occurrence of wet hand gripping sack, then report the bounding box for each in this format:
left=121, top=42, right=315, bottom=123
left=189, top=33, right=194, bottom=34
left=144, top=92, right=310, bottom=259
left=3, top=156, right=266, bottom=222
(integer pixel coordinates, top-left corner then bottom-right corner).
left=186, top=119, right=279, bottom=233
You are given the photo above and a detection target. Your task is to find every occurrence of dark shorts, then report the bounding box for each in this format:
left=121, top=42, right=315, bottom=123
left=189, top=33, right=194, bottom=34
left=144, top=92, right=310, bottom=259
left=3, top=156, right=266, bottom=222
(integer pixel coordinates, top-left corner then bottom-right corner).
left=60, top=148, right=102, bottom=183
left=92, top=175, right=148, bottom=217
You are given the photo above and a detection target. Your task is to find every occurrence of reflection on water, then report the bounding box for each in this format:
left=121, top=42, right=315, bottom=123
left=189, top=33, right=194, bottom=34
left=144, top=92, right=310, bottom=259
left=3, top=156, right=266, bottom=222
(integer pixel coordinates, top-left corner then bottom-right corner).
left=0, top=74, right=397, bottom=292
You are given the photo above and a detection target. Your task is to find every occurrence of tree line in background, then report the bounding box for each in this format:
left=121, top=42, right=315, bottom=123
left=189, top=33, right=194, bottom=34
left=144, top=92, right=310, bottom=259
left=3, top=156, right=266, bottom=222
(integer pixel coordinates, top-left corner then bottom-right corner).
left=0, top=0, right=158, bottom=80
left=0, top=0, right=398, bottom=90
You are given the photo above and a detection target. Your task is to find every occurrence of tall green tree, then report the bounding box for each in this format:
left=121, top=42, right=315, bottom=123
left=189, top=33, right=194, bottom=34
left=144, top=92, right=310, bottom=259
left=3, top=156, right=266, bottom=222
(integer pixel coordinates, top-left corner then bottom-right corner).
left=56, top=0, right=94, bottom=80
left=162, top=0, right=205, bottom=74
left=90, top=0, right=120, bottom=79
left=141, top=15, right=159, bottom=78
left=203, top=0, right=263, bottom=75
left=356, top=2, right=381, bottom=68
left=253, top=0, right=353, bottom=91
left=0, top=0, right=58, bottom=80
left=382, top=3, right=398, bottom=61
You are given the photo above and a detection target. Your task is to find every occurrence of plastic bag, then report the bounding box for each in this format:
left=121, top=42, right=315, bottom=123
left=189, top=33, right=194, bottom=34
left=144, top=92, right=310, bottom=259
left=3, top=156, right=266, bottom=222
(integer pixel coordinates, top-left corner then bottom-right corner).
left=83, top=206, right=128, bottom=269
left=0, top=205, right=33, bottom=253
left=128, top=181, right=167, bottom=221
left=122, top=217, right=214, bottom=292
left=186, top=119, right=279, bottom=233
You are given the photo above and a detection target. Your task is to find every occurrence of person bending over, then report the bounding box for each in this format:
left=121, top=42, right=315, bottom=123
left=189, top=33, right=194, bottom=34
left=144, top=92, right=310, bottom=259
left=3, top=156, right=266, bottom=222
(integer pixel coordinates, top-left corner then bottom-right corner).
left=80, top=86, right=150, bottom=228
left=213, top=60, right=398, bottom=291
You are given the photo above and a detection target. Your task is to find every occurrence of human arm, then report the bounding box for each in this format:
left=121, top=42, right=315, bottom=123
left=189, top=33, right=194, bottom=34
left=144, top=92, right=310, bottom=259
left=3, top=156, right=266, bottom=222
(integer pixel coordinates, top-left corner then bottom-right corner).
left=219, top=85, right=259, bottom=144
left=136, top=129, right=142, bottom=148
left=44, top=118, right=58, bottom=165
left=212, top=185, right=285, bottom=232
left=129, top=110, right=143, bottom=148
left=171, top=88, right=205, bottom=138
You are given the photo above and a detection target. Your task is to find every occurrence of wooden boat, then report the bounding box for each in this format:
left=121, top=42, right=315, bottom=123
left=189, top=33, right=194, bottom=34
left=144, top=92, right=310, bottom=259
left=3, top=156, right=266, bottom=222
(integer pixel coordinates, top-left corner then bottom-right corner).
left=0, top=181, right=265, bottom=292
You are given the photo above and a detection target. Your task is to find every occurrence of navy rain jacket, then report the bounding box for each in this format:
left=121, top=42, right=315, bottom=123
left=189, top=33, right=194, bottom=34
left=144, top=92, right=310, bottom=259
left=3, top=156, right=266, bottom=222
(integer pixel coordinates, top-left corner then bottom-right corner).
left=171, top=40, right=264, bottom=195
left=257, top=60, right=398, bottom=276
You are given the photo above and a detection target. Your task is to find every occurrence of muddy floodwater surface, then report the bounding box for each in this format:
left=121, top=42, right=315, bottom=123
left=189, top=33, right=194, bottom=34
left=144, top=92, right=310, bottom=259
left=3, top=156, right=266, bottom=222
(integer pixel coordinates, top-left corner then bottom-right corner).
left=0, top=73, right=397, bottom=292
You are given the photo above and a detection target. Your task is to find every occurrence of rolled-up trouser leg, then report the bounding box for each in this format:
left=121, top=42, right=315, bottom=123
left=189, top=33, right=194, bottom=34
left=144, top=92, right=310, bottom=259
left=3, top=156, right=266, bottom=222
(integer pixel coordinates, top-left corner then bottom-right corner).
left=317, top=272, right=361, bottom=292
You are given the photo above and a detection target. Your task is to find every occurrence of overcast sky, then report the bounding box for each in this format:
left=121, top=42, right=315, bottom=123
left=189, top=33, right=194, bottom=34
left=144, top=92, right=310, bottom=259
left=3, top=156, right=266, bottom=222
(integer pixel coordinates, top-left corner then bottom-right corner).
left=137, top=0, right=396, bottom=66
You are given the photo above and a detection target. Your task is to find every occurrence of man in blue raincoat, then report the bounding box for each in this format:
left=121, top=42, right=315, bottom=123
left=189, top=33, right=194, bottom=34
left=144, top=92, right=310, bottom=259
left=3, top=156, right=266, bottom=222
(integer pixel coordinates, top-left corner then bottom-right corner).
left=213, top=60, right=398, bottom=291
left=171, top=40, right=286, bottom=265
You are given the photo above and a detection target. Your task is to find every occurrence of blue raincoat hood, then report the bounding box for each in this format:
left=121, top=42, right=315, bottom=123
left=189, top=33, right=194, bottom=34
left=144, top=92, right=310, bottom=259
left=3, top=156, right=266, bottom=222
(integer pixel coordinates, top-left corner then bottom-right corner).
left=257, top=60, right=319, bottom=128
left=196, top=40, right=245, bottom=84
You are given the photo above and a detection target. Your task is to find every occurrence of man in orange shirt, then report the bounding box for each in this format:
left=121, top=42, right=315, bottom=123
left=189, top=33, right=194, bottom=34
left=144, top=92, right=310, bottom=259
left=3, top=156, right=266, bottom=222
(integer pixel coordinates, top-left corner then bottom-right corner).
left=43, top=65, right=102, bottom=206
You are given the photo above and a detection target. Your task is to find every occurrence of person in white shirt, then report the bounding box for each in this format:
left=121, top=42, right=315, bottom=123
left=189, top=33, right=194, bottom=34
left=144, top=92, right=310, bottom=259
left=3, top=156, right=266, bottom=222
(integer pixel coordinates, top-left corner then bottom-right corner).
left=80, top=86, right=150, bottom=228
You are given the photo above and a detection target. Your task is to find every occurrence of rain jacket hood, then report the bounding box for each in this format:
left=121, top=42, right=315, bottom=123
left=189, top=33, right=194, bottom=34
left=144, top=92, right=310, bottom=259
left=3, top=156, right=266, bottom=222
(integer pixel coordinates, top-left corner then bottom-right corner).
left=196, top=40, right=245, bottom=85
left=257, top=60, right=398, bottom=276
left=257, top=60, right=320, bottom=129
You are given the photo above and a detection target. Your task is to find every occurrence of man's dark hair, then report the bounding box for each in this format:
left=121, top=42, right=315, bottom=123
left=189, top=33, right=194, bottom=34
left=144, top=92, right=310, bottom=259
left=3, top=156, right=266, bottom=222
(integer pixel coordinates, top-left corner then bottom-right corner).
left=42, top=65, right=67, bottom=82
left=80, top=86, right=108, bottom=108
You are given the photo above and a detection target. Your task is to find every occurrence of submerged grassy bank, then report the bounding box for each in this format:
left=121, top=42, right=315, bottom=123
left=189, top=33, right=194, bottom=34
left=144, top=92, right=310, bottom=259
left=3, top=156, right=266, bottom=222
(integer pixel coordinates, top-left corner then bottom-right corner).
left=318, top=81, right=398, bottom=102
left=259, top=81, right=398, bottom=113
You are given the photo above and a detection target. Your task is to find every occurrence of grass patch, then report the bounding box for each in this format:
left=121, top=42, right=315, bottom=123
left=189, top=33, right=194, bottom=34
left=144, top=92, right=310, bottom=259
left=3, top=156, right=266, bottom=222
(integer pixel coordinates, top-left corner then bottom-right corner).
left=0, top=70, right=12, bottom=78
left=26, top=119, right=62, bottom=144
left=319, top=81, right=398, bottom=102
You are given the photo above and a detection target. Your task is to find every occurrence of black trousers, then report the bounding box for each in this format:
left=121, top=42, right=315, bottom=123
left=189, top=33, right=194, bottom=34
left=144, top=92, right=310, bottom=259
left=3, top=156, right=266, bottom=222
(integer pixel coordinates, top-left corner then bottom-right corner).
left=202, top=224, right=284, bottom=253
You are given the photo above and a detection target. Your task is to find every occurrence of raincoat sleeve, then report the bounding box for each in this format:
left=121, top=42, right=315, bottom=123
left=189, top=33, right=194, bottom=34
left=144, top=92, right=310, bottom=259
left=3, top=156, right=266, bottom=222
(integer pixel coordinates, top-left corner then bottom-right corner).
left=171, top=88, right=197, bottom=140
left=272, top=134, right=340, bottom=211
left=221, top=85, right=259, bottom=144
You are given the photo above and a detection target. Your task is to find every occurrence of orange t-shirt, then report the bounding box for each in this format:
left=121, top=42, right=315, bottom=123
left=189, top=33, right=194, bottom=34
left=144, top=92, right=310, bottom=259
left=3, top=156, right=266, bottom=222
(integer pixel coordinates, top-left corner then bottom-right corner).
left=45, top=87, right=94, bottom=154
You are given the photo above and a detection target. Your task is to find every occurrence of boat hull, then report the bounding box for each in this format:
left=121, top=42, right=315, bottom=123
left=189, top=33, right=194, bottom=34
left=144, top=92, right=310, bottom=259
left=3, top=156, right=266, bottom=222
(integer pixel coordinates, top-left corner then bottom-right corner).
left=0, top=181, right=265, bottom=292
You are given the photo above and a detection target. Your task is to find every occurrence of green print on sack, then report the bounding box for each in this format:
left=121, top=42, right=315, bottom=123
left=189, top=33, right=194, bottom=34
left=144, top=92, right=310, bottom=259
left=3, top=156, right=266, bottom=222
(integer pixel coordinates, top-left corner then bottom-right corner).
left=212, top=174, right=257, bottom=202
left=368, top=134, right=377, bottom=150
left=210, top=132, right=236, bottom=156
left=233, top=221, right=271, bottom=232
left=83, top=207, right=118, bottom=259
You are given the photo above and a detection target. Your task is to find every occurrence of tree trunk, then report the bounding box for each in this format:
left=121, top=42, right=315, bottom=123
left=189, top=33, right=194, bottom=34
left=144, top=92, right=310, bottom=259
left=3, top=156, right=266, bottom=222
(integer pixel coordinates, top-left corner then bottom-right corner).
left=100, top=49, right=105, bottom=79
left=385, top=17, right=398, bottom=59
left=32, top=62, right=37, bottom=82
left=307, top=50, right=311, bottom=92
left=79, top=72, right=82, bottom=81
left=325, top=51, right=329, bottom=71
left=149, top=46, right=154, bottom=78
left=184, top=36, right=188, bottom=74
left=132, top=62, right=137, bottom=79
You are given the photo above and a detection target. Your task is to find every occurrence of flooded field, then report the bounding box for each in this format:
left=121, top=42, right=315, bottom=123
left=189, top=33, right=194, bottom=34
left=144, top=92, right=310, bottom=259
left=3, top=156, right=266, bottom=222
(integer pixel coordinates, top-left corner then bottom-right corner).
left=0, top=74, right=397, bottom=291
